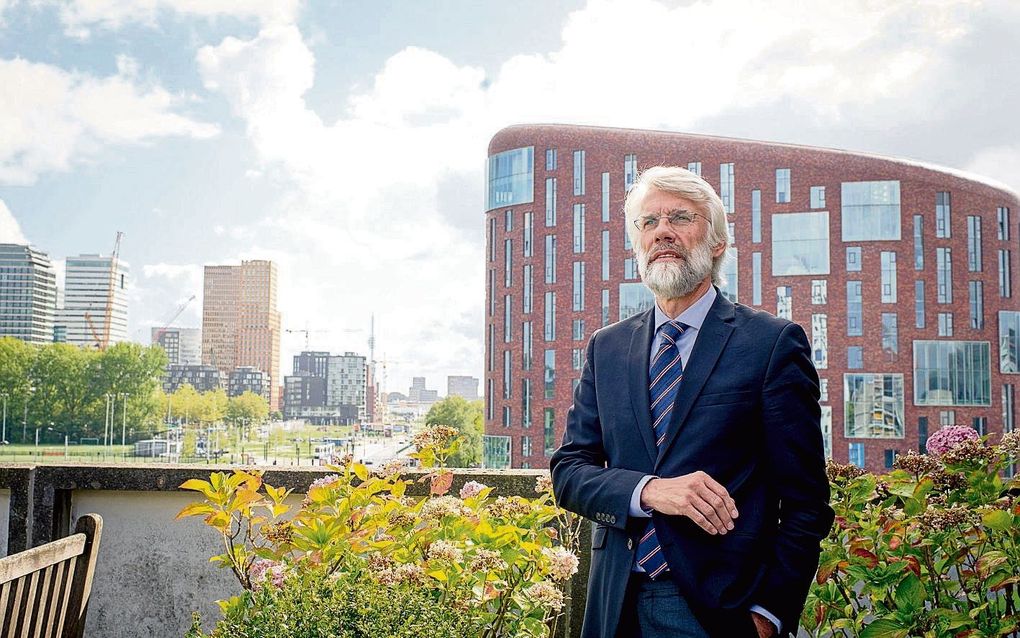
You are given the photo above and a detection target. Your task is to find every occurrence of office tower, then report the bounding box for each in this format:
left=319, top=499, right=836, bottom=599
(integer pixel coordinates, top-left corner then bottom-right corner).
left=0, top=244, right=57, bottom=344
left=59, top=253, right=129, bottom=347
left=447, top=375, right=480, bottom=400
left=151, top=327, right=202, bottom=365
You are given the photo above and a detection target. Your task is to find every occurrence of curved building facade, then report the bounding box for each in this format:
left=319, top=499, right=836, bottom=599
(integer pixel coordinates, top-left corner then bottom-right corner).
left=484, top=124, right=1019, bottom=473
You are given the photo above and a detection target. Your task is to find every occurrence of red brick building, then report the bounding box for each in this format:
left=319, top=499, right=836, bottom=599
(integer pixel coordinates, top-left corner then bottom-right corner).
left=483, top=124, right=1019, bottom=473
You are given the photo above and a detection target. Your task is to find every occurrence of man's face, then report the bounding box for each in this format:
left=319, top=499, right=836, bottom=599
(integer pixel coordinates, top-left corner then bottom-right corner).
left=635, top=188, right=725, bottom=299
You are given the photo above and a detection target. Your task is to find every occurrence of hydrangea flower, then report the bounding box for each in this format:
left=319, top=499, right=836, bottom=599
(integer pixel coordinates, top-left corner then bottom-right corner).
left=542, top=547, right=579, bottom=581
left=459, top=480, right=487, bottom=499
left=925, top=425, right=980, bottom=456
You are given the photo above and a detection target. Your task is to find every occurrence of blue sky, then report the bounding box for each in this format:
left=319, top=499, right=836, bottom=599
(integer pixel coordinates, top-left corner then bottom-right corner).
left=1, top=0, right=1018, bottom=394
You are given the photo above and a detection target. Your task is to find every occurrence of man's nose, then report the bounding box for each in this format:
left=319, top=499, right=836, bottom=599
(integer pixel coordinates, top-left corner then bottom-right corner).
left=651, top=216, right=678, bottom=239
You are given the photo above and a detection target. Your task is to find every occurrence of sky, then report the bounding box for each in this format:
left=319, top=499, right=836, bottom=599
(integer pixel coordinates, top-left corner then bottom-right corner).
left=1, top=0, right=1018, bottom=396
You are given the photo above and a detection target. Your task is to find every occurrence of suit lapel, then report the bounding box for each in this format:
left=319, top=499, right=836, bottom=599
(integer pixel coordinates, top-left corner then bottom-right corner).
left=655, top=292, right=736, bottom=469
left=627, top=307, right=658, bottom=467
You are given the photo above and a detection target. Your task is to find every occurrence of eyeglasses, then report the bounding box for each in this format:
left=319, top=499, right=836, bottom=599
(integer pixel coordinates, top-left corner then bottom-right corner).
left=633, top=210, right=708, bottom=232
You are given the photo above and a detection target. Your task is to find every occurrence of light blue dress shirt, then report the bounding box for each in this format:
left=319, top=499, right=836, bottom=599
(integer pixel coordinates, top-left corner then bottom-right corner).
left=625, top=286, right=781, bottom=634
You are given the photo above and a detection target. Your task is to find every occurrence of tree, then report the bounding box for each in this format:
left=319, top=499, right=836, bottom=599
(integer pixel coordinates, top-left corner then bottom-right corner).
left=226, top=391, right=270, bottom=425
left=424, top=396, right=484, bottom=467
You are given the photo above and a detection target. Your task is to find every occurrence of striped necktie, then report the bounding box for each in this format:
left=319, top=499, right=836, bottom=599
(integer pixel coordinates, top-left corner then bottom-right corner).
left=636, top=319, right=686, bottom=579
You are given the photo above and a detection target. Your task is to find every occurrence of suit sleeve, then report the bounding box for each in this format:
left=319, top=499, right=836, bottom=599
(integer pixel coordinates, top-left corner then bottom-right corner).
left=550, top=332, right=648, bottom=531
left=753, top=322, right=835, bottom=633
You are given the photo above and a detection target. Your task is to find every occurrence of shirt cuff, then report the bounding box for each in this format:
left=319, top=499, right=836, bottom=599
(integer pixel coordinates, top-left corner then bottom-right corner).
left=749, top=605, right=781, bottom=635
left=628, top=475, right=656, bottom=518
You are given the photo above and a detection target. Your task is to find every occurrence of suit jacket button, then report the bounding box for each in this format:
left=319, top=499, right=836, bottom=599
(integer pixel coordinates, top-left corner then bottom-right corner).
left=627, top=539, right=633, bottom=550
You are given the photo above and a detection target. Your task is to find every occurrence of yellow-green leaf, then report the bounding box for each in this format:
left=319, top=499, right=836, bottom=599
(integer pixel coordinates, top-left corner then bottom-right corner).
left=982, top=509, right=1011, bottom=531
left=175, top=502, right=216, bottom=520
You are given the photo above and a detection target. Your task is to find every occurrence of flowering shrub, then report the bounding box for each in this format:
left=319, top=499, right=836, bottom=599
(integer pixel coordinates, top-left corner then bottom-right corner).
left=179, top=426, right=580, bottom=638
left=803, top=428, right=1020, bottom=638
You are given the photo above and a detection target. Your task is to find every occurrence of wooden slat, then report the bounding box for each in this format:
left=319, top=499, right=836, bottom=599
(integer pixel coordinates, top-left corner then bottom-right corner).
left=51, top=558, right=75, bottom=638
left=19, top=570, right=39, bottom=638
left=29, top=564, right=54, bottom=638
left=0, top=537, right=85, bottom=585
left=6, top=578, right=25, bottom=638
left=41, top=562, right=65, bottom=638
left=0, top=582, right=11, bottom=635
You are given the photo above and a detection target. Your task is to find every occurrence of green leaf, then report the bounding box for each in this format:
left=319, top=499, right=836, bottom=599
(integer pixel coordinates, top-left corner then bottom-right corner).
left=860, top=618, right=909, bottom=638
left=903, top=497, right=922, bottom=516
left=982, top=509, right=1012, bottom=531
left=893, top=573, right=923, bottom=614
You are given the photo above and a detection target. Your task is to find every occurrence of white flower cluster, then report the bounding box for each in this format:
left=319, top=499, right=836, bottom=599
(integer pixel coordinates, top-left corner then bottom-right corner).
left=427, top=540, right=464, bottom=563
left=542, top=546, right=579, bottom=581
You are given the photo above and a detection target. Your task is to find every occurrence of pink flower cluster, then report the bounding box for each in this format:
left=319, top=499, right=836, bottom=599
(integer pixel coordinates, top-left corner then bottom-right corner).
left=925, top=425, right=980, bottom=456
left=459, top=480, right=488, bottom=499
left=248, top=559, right=287, bottom=590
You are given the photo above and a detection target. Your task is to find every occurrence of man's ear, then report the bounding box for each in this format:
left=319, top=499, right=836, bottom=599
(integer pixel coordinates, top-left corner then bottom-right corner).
left=711, top=241, right=727, bottom=259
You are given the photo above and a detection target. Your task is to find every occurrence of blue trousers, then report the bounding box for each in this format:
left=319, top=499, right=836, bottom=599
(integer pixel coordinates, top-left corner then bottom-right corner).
left=614, top=574, right=759, bottom=638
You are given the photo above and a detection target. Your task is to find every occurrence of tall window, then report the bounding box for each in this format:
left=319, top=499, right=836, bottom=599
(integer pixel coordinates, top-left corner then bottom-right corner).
left=915, top=280, right=925, bottom=329
left=504, top=239, right=512, bottom=287
left=572, top=150, right=586, bottom=196
left=720, top=163, right=735, bottom=213
left=776, top=168, right=791, bottom=203
left=914, top=341, right=991, bottom=406
left=601, top=230, right=610, bottom=280
left=1000, top=250, right=1013, bottom=298
left=522, top=435, right=532, bottom=457
left=847, top=281, right=863, bottom=336
left=624, top=154, right=638, bottom=191
left=545, top=178, right=557, bottom=226
left=967, top=216, right=983, bottom=271
left=687, top=161, right=701, bottom=176
left=489, top=269, right=496, bottom=316
left=772, top=211, right=830, bottom=275
left=938, top=312, right=954, bottom=337
left=776, top=286, right=792, bottom=320
left=572, top=262, right=586, bottom=311
left=505, top=209, right=513, bottom=231
left=543, top=408, right=555, bottom=454
left=881, top=251, right=897, bottom=303
left=846, top=246, right=862, bottom=272
left=881, top=313, right=898, bottom=358
left=523, top=265, right=533, bottom=314
left=544, top=351, right=556, bottom=400
left=936, top=191, right=951, bottom=238
left=572, top=319, right=585, bottom=341
left=751, top=189, right=762, bottom=243
left=913, top=215, right=924, bottom=270
left=847, top=346, right=864, bottom=369
left=601, top=289, right=610, bottom=327
left=487, top=324, right=494, bottom=371
left=545, top=235, right=557, bottom=284
left=811, top=280, right=827, bottom=304
left=503, top=351, right=512, bottom=399
left=841, top=181, right=901, bottom=241
left=811, top=314, right=828, bottom=369
left=601, top=173, right=610, bottom=222
left=937, top=247, right=953, bottom=303
left=573, top=204, right=586, bottom=253
left=504, top=296, right=512, bottom=342
left=523, top=212, right=533, bottom=257
left=998, top=206, right=1011, bottom=241
left=844, top=373, right=905, bottom=438
left=752, top=252, right=762, bottom=305
left=810, top=186, right=825, bottom=209
left=544, top=292, right=556, bottom=340
left=969, top=281, right=984, bottom=329
left=545, top=148, right=557, bottom=170
left=624, top=257, right=638, bottom=280
left=521, top=379, right=531, bottom=427
left=849, top=443, right=865, bottom=468
left=720, top=248, right=738, bottom=303
left=488, top=217, right=496, bottom=262
left=522, top=321, right=532, bottom=370
left=1001, top=311, right=1020, bottom=373
left=918, top=417, right=929, bottom=453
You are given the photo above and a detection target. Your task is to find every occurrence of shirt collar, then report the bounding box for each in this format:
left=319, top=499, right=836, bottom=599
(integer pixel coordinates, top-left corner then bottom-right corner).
left=653, top=285, right=717, bottom=334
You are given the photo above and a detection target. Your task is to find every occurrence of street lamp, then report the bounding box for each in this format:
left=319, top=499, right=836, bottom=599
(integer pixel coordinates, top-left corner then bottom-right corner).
left=23, top=385, right=34, bottom=444
left=1, top=391, right=8, bottom=444
left=120, top=393, right=130, bottom=447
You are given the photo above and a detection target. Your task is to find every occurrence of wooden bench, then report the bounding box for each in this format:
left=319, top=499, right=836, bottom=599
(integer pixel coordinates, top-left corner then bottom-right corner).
left=0, top=514, right=103, bottom=637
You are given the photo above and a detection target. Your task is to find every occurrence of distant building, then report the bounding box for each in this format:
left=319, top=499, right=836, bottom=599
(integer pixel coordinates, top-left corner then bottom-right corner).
left=58, top=253, right=129, bottom=347
left=408, top=377, right=438, bottom=403
left=228, top=366, right=270, bottom=401
left=447, top=375, right=479, bottom=400
left=202, top=260, right=281, bottom=409
left=282, top=350, right=367, bottom=425
left=163, top=364, right=223, bottom=393
left=293, top=351, right=330, bottom=379
left=152, top=327, right=202, bottom=365
left=0, top=244, right=57, bottom=344
left=386, top=392, right=408, bottom=403
left=327, top=353, right=367, bottom=423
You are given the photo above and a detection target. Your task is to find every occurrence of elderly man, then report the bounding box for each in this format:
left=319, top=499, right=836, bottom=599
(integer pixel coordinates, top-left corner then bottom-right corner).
left=550, top=166, right=834, bottom=638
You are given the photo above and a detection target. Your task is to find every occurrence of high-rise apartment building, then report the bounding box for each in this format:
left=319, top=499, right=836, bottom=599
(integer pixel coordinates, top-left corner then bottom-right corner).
left=59, top=253, right=129, bottom=347
left=201, top=260, right=281, bottom=409
left=151, top=327, right=202, bottom=365
left=0, top=244, right=57, bottom=344
left=327, top=352, right=368, bottom=422
left=447, top=375, right=480, bottom=400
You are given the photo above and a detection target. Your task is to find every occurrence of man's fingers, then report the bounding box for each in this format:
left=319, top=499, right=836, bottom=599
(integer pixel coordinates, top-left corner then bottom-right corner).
left=694, top=473, right=739, bottom=519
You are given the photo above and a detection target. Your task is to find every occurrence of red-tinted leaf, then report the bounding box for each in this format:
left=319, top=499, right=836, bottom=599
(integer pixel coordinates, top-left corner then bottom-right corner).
left=851, top=547, right=879, bottom=567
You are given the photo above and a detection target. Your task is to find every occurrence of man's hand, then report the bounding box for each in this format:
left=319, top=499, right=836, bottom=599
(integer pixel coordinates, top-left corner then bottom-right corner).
left=638, top=471, right=738, bottom=535
left=751, top=611, right=777, bottom=637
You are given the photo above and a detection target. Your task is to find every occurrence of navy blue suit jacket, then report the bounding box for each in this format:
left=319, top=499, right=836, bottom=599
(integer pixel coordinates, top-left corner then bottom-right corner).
left=550, top=290, right=834, bottom=638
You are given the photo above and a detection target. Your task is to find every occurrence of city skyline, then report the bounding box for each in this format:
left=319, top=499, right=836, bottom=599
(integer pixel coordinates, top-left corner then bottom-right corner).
left=2, top=1, right=1020, bottom=394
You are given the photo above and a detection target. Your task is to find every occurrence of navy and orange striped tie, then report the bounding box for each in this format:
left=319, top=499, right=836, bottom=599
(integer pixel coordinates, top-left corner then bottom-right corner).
left=636, top=320, right=686, bottom=579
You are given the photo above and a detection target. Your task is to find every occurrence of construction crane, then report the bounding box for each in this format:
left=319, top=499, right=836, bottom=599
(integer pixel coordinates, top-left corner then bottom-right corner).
left=84, top=312, right=102, bottom=349
left=152, top=295, right=197, bottom=344
left=100, top=231, right=124, bottom=350
left=285, top=326, right=362, bottom=351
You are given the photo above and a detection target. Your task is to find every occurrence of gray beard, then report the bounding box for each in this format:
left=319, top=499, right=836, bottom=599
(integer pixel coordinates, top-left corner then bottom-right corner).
left=637, top=240, right=714, bottom=299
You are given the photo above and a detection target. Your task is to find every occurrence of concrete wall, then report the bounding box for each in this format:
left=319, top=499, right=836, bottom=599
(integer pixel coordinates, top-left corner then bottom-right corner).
left=0, top=488, right=9, bottom=556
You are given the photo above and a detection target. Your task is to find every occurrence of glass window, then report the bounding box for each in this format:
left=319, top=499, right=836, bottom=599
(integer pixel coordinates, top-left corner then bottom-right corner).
left=967, top=216, right=983, bottom=271
left=624, top=257, right=638, bottom=280
left=523, top=212, right=533, bottom=257
left=821, top=406, right=832, bottom=460
left=488, top=217, right=496, bottom=262
left=918, top=417, right=929, bottom=453
left=936, top=191, right=951, bottom=238
left=848, top=346, right=864, bottom=369
left=488, top=146, right=535, bottom=209
left=844, top=373, right=905, bottom=438
left=998, top=206, right=1011, bottom=241
left=545, top=178, right=557, bottom=226
left=884, top=449, right=898, bottom=469
left=601, top=289, right=610, bottom=327
left=752, top=252, right=762, bottom=305
left=820, top=378, right=829, bottom=402
left=601, top=172, right=610, bottom=223
left=573, top=204, right=586, bottom=253
left=846, top=247, right=862, bottom=272
left=999, top=250, right=1013, bottom=298
left=776, top=286, right=792, bottom=320
left=811, top=280, right=827, bottom=304
left=1000, top=311, right=1020, bottom=373
left=847, top=280, right=862, bottom=337
left=973, top=416, right=987, bottom=436
left=772, top=211, right=830, bottom=276
left=841, top=180, right=901, bottom=241
left=546, top=148, right=557, bottom=170
left=544, top=292, right=556, bottom=341
left=544, top=351, right=556, bottom=400
left=572, top=348, right=583, bottom=370
left=489, top=269, right=496, bottom=316
left=624, top=154, right=638, bottom=191
left=969, top=281, right=984, bottom=329
left=503, top=350, right=512, bottom=399
left=505, top=209, right=513, bottom=232
left=573, top=150, right=586, bottom=196
left=504, top=239, right=512, bottom=287
left=937, top=247, right=953, bottom=303
left=522, top=378, right=531, bottom=426
left=619, top=282, right=654, bottom=321
left=915, top=280, right=925, bottom=329
left=487, top=379, right=493, bottom=420
left=522, top=434, right=531, bottom=457
left=776, top=168, right=791, bottom=203
left=543, top=408, right=555, bottom=454
left=487, top=324, right=495, bottom=372
left=719, top=247, right=738, bottom=303
left=881, top=251, right=897, bottom=303
left=1003, top=384, right=1015, bottom=433
left=545, top=235, right=557, bottom=284
left=572, top=262, right=586, bottom=311
left=881, top=313, right=898, bottom=358
left=811, top=314, right=828, bottom=369
left=848, top=442, right=865, bottom=468
left=687, top=161, right=701, bottom=176
left=522, top=321, right=532, bottom=370
left=523, top=265, right=533, bottom=314
left=601, top=230, right=610, bottom=281
left=720, top=163, right=735, bottom=214
left=810, top=186, right=825, bottom=209
left=938, top=312, right=954, bottom=337
left=572, top=319, right=585, bottom=341
left=940, top=411, right=956, bottom=426
left=913, top=340, right=992, bottom=406
left=913, top=215, right=924, bottom=270
left=728, top=222, right=735, bottom=245
left=504, top=296, right=512, bottom=342
left=751, top=189, right=761, bottom=243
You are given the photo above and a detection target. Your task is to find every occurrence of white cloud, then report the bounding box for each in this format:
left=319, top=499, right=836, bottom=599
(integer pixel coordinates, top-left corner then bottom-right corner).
left=0, top=56, right=219, bottom=185
left=0, top=200, right=28, bottom=243
left=52, top=0, right=300, bottom=38
left=964, top=146, right=1020, bottom=198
